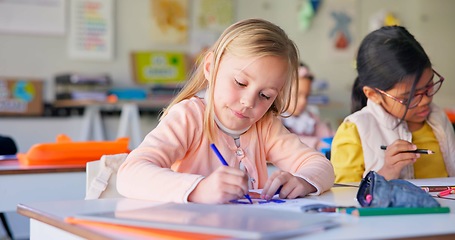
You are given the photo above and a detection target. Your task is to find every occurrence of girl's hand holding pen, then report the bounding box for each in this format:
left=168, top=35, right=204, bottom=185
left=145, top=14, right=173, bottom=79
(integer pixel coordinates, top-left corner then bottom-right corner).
left=261, top=170, right=316, bottom=200
left=378, top=139, right=420, bottom=180
left=188, top=166, right=251, bottom=204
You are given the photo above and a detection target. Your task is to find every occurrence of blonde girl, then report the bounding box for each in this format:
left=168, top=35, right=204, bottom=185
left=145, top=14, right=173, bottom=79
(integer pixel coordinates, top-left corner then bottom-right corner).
left=118, top=18, right=334, bottom=204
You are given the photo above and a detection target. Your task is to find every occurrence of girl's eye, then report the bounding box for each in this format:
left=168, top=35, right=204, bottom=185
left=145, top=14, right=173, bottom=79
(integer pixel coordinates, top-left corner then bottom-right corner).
left=235, top=79, right=246, bottom=87
left=401, top=98, right=410, bottom=105
left=260, top=93, right=271, bottom=100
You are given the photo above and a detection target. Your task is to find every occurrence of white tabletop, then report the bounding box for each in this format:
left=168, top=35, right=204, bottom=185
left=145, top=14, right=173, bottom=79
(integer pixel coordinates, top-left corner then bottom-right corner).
left=17, top=184, right=455, bottom=240
left=0, top=160, right=86, bottom=212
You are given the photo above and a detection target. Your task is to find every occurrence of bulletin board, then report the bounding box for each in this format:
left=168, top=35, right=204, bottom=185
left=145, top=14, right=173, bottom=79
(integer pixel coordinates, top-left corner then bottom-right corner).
left=0, top=0, right=65, bottom=35
left=0, top=78, right=43, bottom=116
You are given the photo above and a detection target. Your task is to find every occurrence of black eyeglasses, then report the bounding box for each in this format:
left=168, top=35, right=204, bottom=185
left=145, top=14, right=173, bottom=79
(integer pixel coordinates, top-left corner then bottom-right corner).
left=375, top=70, right=444, bottom=109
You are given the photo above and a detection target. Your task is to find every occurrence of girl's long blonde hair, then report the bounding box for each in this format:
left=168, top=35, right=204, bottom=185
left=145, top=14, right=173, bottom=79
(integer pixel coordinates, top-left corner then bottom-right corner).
left=161, top=18, right=299, bottom=142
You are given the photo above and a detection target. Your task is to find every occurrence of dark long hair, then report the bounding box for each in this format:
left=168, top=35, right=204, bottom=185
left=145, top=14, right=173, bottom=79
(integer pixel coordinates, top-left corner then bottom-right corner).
left=351, top=26, right=431, bottom=115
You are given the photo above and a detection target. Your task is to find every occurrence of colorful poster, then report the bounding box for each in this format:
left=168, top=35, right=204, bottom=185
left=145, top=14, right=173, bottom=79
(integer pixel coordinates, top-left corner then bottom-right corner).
left=194, top=0, right=235, bottom=31
left=131, top=52, right=187, bottom=85
left=0, top=79, right=43, bottom=115
left=325, top=0, right=357, bottom=61
left=68, top=0, right=114, bottom=60
left=149, top=0, right=188, bottom=44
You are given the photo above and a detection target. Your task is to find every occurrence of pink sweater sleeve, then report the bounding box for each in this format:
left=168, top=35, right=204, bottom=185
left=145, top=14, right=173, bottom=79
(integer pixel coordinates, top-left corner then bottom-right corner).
left=117, top=99, right=205, bottom=203
left=263, top=117, right=335, bottom=194
left=117, top=98, right=335, bottom=202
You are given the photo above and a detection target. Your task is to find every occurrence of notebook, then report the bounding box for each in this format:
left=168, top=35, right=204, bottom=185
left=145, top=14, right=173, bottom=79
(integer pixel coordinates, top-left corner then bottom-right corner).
left=69, top=202, right=339, bottom=239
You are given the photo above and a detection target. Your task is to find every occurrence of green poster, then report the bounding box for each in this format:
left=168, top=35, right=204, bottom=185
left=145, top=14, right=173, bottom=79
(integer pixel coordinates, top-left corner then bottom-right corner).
left=132, top=51, right=187, bottom=84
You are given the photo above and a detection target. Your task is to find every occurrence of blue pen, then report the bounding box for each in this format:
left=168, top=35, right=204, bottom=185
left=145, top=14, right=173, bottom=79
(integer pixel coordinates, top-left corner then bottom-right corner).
left=275, top=185, right=283, bottom=195
left=210, top=143, right=253, bottom=204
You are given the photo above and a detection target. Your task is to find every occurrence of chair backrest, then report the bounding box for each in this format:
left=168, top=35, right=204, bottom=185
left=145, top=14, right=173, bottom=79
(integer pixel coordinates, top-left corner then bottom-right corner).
left=0, top=135, right=17, bottom=155
left=85, top=153, right=128, bottom=199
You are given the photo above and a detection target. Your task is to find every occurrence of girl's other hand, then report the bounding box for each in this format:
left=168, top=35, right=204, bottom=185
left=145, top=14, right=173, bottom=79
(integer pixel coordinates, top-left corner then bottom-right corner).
left=379, top=139, right=420, bottom=180
left=261, top=170, right=316, bottom=200
left=188, top=166, right=249, bottom=204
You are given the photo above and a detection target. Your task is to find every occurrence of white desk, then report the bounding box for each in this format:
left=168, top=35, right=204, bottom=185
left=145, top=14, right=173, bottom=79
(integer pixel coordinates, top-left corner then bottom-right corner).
left=80, top=103, right=142, bottom=147
left=17, top=185, right=455, bottom=240
left=0, top=160, right=86, bottom=213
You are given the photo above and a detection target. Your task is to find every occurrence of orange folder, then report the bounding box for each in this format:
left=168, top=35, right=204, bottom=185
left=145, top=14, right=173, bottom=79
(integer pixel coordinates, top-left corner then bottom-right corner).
left=65, top=217, right=227, bottom=240
left=17, top=134, right=130, bottom=166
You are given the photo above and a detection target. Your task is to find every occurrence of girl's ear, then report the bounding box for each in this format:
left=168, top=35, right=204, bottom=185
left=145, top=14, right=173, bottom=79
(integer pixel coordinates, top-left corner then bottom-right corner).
left=203, top=51, right=213, bottom=81
left=363, top=86, right=382, bottom=105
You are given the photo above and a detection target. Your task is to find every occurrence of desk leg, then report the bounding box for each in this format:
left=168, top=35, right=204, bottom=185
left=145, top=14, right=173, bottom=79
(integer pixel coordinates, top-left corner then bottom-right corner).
left=80, top=105, right=105, bottom=141
left=117, top=103, right=142, bottom=149
left=0, top=212, right=12, bottom=239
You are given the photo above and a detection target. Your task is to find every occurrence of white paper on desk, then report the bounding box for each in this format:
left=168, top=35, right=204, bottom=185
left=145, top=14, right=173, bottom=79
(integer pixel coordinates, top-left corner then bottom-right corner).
left=407, top=178, right=455, bottom=187
left=74, top=202, right=339, bottom=239
left=235, top=189, right=336, bottom=212
left=232, top=197, right=336, bottom=212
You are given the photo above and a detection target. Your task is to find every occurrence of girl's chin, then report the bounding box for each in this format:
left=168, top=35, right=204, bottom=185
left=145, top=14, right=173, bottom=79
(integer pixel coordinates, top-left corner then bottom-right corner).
left=226, top=125, right=249, bottom=131
left=407, top=116, right=426, bottom=124
left=221, top=119, right=250, bottom=132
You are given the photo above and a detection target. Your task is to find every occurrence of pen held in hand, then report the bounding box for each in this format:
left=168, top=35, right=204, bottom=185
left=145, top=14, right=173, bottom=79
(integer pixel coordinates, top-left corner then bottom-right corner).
left=210, top=143, right=253, bottom=204
left=380, top=145, right=435, bottom=154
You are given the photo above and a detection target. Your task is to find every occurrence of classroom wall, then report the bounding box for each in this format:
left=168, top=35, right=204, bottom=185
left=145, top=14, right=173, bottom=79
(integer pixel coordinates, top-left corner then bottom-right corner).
left=1, top=0, right=454, bottom=151
left=238, top=0, right=455, bottom=116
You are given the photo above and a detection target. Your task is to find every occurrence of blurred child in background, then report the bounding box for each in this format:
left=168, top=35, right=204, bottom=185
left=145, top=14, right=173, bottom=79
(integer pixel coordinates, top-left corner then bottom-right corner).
left=282, top=62, right=334, bottom=151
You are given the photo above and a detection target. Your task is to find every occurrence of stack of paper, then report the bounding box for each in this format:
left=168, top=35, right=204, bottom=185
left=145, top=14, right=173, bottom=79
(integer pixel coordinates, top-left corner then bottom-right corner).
left=67, top=202, right=339, bottom=239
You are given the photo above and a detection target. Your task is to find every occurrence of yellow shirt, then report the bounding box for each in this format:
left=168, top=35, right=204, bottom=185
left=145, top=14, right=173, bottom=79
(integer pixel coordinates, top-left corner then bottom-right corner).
left=412, top=122, right=448, bottom=178
left=331, top=121, right=447, bottom=183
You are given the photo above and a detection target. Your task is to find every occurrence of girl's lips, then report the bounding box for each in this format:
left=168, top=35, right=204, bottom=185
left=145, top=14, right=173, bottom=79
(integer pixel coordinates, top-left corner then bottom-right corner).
left=232, top=109, right=247, bottom=119
left=416, top=108, right=430, bottom=117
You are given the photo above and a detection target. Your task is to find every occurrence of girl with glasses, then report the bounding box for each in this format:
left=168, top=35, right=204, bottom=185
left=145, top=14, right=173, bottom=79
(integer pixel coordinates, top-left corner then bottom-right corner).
left=331, top=26, right=455, bottom=183
left=282, top=62, right=334, bottom=151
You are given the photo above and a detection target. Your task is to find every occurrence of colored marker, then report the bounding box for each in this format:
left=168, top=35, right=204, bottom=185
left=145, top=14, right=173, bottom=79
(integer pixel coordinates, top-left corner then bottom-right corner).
left=380, top=145, right=435, bottom=154
left=210, top=143, right=253, bottom=204
left=301, top=204, right=355, bottom=213
left=302, top=205, right=451, bottom=216
left=421, top=186, right=455, bottom=193
left=340, top=207, right=450, bottom=216
left=438, top=188, right=455, bottom=197
left=0, top=154, right=17, bottom=161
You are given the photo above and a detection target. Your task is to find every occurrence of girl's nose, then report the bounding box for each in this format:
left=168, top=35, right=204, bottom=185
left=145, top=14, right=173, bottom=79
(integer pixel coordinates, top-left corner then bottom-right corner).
left=419, top=93, right=432, bottom=106
left=241, top=94, right=255, bottom=108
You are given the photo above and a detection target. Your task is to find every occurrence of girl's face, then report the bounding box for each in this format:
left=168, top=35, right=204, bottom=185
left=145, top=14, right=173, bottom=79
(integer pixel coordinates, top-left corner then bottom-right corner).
left=288, top=77, right=311, bottom=116
left=377, top=68, right=437, bottom=130
left=205, top=53, right=288, bottom=131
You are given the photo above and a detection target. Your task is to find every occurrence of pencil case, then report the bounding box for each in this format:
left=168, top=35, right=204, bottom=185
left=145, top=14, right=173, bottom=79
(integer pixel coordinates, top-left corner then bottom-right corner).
left=356, top=171, right=440, bottom=208
left=17, top=134, right=130, bottom=166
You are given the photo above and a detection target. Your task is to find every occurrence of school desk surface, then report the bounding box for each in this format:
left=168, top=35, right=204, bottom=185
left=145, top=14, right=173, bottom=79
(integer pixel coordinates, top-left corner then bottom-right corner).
left=17, top=179, right=455, bottom=240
